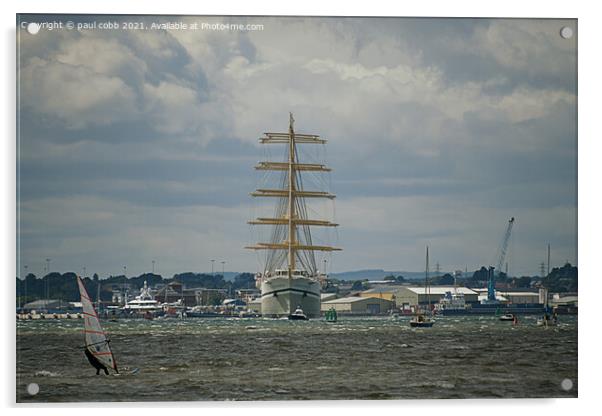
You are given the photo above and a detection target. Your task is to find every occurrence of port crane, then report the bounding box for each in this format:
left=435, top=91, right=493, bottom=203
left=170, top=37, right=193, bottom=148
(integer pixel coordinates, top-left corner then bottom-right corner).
left=496, top=217, right=515, bottom=275
left=487, top=217, right=515, bottom=302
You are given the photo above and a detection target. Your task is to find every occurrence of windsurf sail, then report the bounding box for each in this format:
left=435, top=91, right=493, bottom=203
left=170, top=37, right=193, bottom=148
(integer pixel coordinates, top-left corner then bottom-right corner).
left=76, top=276, right=118, bottom=372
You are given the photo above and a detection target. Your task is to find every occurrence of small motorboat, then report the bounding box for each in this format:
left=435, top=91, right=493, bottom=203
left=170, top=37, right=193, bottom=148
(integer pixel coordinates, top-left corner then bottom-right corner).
left=288, top=306, right=308, bottom=321
left=409, top=313, right=434, bottom=328
left=239, top=310, right=261, bottom=318
left=499, top=313, right=515, bottom=321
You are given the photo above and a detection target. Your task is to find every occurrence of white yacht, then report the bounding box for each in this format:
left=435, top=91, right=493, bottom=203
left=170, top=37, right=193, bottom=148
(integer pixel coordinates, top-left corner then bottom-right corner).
left=435, top=291, right=467, bottom=312
left=122, top=281, right=162, bottom=313
left=409, top=246, right=435, bottom=328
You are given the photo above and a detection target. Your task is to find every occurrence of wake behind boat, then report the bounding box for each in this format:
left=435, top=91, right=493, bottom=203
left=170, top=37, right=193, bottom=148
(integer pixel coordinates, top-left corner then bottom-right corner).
left=537, top=311, right=559, bottom=327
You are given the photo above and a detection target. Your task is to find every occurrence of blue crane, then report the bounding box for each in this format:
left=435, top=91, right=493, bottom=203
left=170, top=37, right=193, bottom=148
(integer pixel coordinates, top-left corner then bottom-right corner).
left=488, top=217, right=515, bottom=302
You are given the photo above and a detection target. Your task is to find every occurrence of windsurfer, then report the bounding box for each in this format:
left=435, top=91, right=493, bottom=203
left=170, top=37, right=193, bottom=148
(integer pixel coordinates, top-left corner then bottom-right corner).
left=84, top=347, right=109, bottom=375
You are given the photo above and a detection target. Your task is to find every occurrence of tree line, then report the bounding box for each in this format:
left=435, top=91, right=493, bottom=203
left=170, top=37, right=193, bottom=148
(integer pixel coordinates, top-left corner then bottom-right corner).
left=338, top=263, right=577, bottom=294
left=464, top=263, right=577, bottom=292
left=16, top=272, right=256, bottom=305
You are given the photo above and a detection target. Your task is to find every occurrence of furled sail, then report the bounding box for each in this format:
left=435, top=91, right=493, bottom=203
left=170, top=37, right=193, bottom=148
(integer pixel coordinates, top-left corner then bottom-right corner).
left=246, top=113, right=341, bottom=278
left=76, top=276, right=117, bottom=372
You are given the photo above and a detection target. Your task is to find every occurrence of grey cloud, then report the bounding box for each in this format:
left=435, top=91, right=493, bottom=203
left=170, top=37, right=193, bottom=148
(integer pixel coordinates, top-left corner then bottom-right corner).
left=17, top=15, right=577, bottom=276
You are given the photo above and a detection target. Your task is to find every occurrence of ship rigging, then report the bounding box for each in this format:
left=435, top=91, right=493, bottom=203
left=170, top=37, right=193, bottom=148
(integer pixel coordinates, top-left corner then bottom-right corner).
left=246, top=114, right=341, bottom=317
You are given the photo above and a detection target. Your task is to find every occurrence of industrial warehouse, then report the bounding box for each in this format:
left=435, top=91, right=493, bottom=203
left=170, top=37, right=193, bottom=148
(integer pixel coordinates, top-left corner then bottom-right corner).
left=321, top=296, right=394, bottom=315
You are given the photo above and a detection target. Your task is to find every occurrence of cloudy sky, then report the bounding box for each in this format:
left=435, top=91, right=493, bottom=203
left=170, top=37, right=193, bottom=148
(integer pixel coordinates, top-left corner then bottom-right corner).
left=17, top=15, right=577, bottom=278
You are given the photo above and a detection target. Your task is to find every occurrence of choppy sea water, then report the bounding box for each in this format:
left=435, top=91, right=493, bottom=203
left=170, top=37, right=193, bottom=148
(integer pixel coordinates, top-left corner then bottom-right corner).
left=16, top=315, right=577, bottom=402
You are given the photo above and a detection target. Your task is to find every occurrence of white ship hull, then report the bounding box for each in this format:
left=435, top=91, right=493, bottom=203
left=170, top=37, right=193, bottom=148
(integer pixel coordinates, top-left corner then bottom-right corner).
left=261, top=276, right=321, bottom=318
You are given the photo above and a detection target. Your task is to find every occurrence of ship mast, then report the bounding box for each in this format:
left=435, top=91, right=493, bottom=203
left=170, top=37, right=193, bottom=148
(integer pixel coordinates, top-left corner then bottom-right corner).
left=426, top=246, right=430, bottom=313
left=287, top=113, right=296, bottom=280
left=246, top=114, right=341, bottom=278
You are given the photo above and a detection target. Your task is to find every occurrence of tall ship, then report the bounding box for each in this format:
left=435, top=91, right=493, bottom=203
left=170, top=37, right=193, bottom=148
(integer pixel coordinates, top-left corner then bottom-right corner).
left=246, top=114, right=341, bottom=318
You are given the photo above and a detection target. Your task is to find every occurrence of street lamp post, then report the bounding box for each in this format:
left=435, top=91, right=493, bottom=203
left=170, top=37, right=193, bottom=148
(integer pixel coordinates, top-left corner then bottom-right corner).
left=22, top=264, right=28, bottom=309
left=152, top=260, right=155, bottom=274
left=211, top=259, right=215, bottom=276
left=42, top=263, right=46, bottom=304
left=123, top=266, right=127, bottom=305
left=45, top=258, right=51, bottom=301
left=221, top=261, right=227, bottom=296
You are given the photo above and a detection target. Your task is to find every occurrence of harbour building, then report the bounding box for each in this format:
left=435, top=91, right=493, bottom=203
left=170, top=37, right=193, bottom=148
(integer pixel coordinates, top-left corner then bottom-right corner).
left=321, top=296, right=394, bottom=315
left=359, top=286, right=405, bottom=305
left=20, top=299, right=62, bottom=312
left=153, top=282, right=228, bottom=306
left=471, top=288, right=542, bottom=304
left=394, top=286, right=479, bottom=308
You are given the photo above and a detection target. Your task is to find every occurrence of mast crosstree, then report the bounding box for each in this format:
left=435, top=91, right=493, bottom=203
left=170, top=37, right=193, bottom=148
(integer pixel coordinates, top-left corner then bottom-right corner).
left=246, top=113, right=341, bottom=279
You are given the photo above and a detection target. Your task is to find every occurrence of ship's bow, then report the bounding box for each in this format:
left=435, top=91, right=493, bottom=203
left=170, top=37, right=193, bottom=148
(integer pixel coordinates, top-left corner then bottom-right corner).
left=261, top=276, right=321, bottom=318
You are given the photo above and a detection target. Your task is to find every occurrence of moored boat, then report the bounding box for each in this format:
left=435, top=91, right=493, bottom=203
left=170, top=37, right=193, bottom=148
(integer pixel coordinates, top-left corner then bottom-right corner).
left=409, top=313, right=434, bottom=328
left=239, top=310, right=261, bottom=318
left=122, top=281, right=162, bottom=317
left=410, top=246, right=435, bottom=328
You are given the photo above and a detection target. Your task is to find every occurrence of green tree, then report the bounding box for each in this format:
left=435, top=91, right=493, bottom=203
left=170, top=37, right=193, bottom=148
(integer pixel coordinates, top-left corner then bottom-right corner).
left=232, top=273, right=255, bottom=289
left=207, top=292, right=225, bottom=306
left=514, top=276, right=532, bottom=288
left=542, top=263, right=577, bottom=292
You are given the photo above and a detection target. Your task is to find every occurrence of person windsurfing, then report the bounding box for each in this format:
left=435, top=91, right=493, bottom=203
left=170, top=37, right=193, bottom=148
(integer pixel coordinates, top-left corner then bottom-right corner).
left=84, top=345, right=110, bottom=375
left=76, top=276, right=119, bottom=375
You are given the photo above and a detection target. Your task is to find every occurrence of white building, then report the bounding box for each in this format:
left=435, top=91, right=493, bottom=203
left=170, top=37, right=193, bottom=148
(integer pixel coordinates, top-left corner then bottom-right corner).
left=395, top=286, right=479, bottom=307
left=321, top=296, right=394, bottom=315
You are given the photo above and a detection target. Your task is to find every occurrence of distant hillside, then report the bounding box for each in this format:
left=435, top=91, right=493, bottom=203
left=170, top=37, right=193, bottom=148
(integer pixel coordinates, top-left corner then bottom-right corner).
left=329, top=269, right=431, bottom=281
